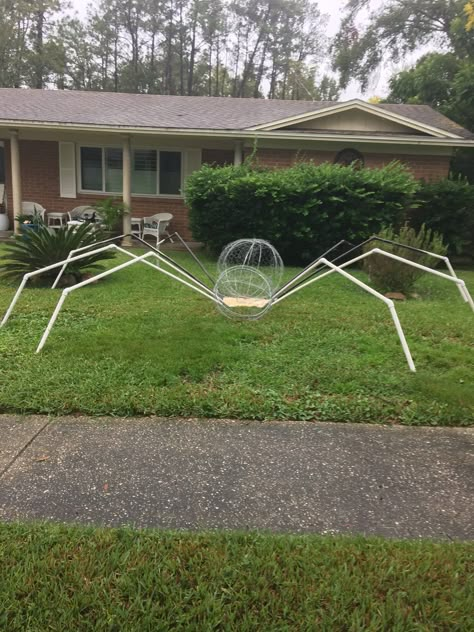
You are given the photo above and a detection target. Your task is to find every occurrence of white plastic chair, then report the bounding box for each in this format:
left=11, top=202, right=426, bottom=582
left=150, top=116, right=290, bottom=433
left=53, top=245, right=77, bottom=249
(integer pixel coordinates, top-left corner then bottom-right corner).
left=67, top=205, right=105, bottom=230
left=67, top=205, right=96, bottom=221
left=21, top=201, right=46, bottom=221
left=142, top=213, right=173, bottom=244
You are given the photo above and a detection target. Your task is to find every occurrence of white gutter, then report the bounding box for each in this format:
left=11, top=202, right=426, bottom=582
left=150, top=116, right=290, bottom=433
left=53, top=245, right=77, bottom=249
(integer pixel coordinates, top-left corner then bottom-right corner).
left=0, top=120, right=473, bottom=147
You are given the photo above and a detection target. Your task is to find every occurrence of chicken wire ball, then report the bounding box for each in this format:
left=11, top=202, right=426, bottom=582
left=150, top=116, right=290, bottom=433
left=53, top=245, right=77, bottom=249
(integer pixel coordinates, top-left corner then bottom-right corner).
left=214, top=265, right=273, bottom=320
left=217, top=239, right=284, bottom=292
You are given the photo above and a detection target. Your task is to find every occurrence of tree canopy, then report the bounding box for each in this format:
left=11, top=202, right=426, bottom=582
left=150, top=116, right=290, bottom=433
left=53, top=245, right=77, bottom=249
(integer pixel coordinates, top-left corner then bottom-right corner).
left=0, top=0, right=338, bottom=100
left=332, top=0, right=473, bottom=91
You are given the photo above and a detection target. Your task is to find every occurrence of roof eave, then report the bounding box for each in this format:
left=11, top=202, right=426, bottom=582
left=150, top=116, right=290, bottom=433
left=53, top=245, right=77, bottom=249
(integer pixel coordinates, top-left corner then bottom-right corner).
left=1, top=120, right=473, bottom=146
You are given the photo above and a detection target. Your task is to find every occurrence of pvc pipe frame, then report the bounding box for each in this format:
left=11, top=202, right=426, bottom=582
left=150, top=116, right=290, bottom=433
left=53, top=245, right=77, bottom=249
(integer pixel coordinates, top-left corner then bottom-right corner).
left=2, top=233, right=471, bottom=371
left=274, top=248, right=474, bottom=371
left=35, top=249, right=222, bottom=353
left=273, top=243, right=472, bottom=306
left=316, top=258, right=416, bottom=373
left=50, top=237, right=166, bottom=289
left=0, top=243, right=163, bottom=328
left=1, top=234, right=216, bottom=328
left=273, top=248, right=474, bottom=310
left=274, top=236, right=469, bottom=303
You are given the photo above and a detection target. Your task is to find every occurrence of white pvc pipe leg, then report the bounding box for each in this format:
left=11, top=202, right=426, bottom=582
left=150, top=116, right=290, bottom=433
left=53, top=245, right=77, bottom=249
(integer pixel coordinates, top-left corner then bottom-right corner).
left=35, top=292, right=68, bottom=353
left=1, top=243, right=167, bottom=328
left=276, top=257, right=416, bottom=372
left=51, top=235, right=168, bottom=289
left=388, top=303, right=416, bottom=373
left=1, top=244, right=123, bottom=328
left=367, top=249, right=474, bottom=313
left=444, top=257, right=469, bottom=302
left=36, top=252, right=159, bottom=353
left=0, top=276, right=28, bottom=328
left=36, top=251, right=220, bottom=353
left=273, top=247, right=474, bottom=313
left=319, top=259, right=416, bottom=372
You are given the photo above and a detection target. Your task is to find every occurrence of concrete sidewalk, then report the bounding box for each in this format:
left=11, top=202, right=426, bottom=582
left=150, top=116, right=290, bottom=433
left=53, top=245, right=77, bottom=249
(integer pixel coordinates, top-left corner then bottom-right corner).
left=0, top=414, right=472, bottom=539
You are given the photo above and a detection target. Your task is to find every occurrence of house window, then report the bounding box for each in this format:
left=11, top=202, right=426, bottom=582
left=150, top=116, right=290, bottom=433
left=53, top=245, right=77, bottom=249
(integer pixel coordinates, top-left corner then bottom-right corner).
left=81, top=147, right=103, bottom=191
left=160, top=151, right=181, bottom=195
left=133, top=149, right=157, bottom=195
left=80, top=146, right=123, bottom=193
left=334, top=148, right=365, bottom=168
left=105, top=148, right=123, bottom=192
left=80, top=146, right=183, bottom=195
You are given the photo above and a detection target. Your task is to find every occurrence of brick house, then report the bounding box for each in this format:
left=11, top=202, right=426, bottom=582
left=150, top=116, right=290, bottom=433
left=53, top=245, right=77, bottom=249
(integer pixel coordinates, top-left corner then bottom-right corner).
left=0, top=89, right=473, bottom=239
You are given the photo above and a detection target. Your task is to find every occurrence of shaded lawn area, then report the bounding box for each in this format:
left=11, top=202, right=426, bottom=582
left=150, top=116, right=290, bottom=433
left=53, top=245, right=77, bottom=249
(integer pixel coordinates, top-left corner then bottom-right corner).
left=0, top=523, right=472, bottom=631
left=0, top=247, right=473, bottom=424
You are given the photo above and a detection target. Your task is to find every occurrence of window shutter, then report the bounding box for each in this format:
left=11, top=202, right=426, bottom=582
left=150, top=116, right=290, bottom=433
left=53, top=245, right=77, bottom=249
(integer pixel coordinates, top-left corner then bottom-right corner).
left=183, top=149, right=202, bottom=184
left=59, top=142, right=77, bottom=198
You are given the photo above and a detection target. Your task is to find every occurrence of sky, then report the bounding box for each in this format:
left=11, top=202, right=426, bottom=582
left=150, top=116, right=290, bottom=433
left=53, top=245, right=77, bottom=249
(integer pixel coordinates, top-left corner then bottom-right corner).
left=70, top=0, right=401, bottom=100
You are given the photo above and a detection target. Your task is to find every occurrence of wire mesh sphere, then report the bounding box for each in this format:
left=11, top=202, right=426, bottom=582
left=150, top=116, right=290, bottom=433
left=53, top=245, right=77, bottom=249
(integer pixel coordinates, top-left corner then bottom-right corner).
left=217, top=239, right=284, bottom=292
left=214, top=265, right=273, bottom=320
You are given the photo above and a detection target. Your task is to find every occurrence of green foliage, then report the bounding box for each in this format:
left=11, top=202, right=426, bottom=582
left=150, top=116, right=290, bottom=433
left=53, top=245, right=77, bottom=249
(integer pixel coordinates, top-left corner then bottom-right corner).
left=93, top=197, right=126, bottom=232
left=333, top=0, right=468, bottom=91
left=364, top=224, right=447, bottom=294
left=15, top=212, right=44, bottom=227
left=451, top=148, right=474, bottom=183
left=386, top=53, right=474, bottom=133
left=386, top=53, right=460, bottom=109
left=0, top=224, right=115, bottom=281
left=385, top=50, right=474, bottom=180
left=185, top=161, right=419, bottom=263
left=410, top=178, right=474, bottom=256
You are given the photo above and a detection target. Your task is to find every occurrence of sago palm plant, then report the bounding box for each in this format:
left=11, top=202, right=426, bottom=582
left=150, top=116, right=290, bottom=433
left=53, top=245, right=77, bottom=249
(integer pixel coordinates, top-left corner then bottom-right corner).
left=0, top=224, right=116, bottom=281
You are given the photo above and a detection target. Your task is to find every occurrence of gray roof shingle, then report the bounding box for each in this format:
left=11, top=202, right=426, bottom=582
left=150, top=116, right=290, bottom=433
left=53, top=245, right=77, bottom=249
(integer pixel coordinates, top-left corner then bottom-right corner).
left=0, top=88, right=472, bottom=139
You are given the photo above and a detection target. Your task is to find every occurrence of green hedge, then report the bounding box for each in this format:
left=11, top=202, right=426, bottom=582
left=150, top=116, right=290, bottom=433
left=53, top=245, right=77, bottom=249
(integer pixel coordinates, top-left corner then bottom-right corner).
left=409, top=178, right=474, bottom=256
left=185, top=161, right=474, bottom=262
left=185, top=161, right=418, bottom=263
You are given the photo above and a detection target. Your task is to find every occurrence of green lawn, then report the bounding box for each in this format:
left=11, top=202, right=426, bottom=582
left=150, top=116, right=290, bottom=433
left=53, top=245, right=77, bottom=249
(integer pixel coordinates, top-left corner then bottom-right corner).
left=0, top=523, right=472, bottom=630
left=0, top=247, right=473, bottom=424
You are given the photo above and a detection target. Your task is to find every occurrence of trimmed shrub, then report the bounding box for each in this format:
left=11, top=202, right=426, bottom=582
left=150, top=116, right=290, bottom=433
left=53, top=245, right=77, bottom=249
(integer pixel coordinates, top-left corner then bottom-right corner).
left=409, top=178, right=474, bottom=257
left=363, top=224, right=447, bottom=294
left=185, top=161, right=419, bottom=264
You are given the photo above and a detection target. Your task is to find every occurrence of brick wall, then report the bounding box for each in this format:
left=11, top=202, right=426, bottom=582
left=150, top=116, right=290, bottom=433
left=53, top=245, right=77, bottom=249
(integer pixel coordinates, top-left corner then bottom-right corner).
left=249, top=147, right=451, bottom=180
left=202, top=148, right=234, bottom=166
left=3, top=140, right=451, bottom=239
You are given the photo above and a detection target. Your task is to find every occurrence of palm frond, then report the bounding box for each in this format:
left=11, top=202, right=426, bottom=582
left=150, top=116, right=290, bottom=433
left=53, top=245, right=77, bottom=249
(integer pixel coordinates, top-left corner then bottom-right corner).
left=0, top=225, right=116, bottom=280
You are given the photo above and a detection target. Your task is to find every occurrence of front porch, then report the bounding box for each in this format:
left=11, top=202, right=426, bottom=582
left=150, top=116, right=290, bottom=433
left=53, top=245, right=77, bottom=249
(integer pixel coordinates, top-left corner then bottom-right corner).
left=0, top=130, right=244, bottom=240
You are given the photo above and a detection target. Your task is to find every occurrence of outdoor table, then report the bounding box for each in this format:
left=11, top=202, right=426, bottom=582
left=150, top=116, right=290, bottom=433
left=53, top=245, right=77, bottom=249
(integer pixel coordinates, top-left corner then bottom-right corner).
left=47, top=212, right=67, bottom=229
left=131, top=217, right=144, bottom=239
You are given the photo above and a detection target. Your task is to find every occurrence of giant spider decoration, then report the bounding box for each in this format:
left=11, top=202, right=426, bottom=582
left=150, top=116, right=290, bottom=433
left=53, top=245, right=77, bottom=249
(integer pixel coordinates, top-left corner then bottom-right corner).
left=1, top=231, right=472, bottom=373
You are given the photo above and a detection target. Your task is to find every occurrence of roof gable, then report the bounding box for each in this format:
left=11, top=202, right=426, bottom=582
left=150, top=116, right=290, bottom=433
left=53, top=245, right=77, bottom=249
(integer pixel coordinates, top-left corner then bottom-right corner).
left=248, top=100, right=462, bottom=139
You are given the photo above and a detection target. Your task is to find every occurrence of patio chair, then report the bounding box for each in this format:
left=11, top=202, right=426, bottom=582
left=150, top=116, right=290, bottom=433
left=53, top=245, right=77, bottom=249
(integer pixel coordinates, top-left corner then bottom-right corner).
left=21, top=201, right=46, bottom=221
left=67, top=205, right=105, bottom=228
left=67, top=205, right=96, bottom=222
left=141, top=213, right=173, bottom=245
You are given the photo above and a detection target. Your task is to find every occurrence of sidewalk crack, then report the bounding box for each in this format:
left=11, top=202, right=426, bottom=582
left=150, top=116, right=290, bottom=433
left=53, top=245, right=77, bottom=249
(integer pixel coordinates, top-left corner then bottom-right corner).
left=0, top=418, right=52, bottom=479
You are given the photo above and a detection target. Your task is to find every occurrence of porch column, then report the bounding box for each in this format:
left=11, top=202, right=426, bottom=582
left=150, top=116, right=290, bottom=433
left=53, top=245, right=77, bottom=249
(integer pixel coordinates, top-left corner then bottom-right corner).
left=234, top=141, right=243, bottom=166
left=10, top=130, right=22, bottom=235
left=122, top=135, right=132, bottom=246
